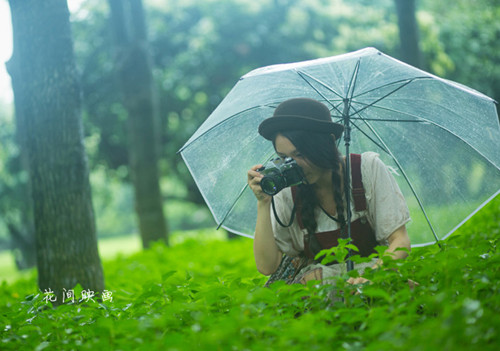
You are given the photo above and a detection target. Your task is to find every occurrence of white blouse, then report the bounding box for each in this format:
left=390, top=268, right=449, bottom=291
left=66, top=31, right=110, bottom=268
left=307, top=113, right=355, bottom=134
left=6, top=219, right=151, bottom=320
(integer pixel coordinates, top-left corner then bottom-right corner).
left=271, top=152, right=411, bottom=257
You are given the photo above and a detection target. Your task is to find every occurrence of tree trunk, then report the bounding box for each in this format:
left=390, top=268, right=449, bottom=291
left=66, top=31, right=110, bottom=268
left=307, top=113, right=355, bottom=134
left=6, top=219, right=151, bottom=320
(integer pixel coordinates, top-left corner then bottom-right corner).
left=108, top=0, right=168, bottom=248
left=5, top=18, right=36, bottom=271
left=7, top=0, right=104, bottom=303
left=395, top=0, right=421, bottom=68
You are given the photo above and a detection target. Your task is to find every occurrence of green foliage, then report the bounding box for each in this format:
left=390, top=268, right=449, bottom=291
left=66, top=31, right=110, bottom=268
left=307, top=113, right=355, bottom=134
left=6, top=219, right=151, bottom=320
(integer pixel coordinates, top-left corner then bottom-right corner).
left=419, top=0, right=500, bottom=101
left=89, top=167, right=137, bottom=238
left=316, top=238, right=361, bottom=265
left=1, top=196, right=499, bottom=350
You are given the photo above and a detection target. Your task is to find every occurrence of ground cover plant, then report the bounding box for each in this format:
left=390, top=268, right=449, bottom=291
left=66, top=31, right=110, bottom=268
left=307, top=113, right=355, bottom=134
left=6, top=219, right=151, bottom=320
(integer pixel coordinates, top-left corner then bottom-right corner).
left=1, top=196, right=499, bottom=350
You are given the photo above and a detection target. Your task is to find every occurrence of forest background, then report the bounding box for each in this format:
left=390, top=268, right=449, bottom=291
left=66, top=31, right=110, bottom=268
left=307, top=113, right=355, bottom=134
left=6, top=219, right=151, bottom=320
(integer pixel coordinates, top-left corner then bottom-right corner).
left=0, top=0, right=499, bottom=282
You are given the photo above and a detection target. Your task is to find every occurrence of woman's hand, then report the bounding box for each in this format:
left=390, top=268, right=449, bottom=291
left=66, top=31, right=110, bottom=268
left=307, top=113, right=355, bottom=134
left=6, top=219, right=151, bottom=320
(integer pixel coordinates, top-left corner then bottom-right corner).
left=247, top=164, right=272, bottom=203
left=347, top=274, right=419, bottom=294
left=346, top=277, right=371, bottom=295
left=346, top=226, right=412, bottom=294
left=347, top=277, right=371, bottom=285
left=249, top=164, right=281, bottom=275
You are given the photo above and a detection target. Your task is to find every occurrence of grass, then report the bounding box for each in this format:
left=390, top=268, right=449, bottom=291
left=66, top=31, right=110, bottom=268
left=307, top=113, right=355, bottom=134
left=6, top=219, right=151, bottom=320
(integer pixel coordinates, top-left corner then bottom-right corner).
left=0, top=252, right=30, bottom=284
left=0, top=196, right=499, bottom=350
left=0, top=228, right=230, bottom=284
left=405, top=193, right=499, bottom=245
left=0, top=234, right=143, bottom=284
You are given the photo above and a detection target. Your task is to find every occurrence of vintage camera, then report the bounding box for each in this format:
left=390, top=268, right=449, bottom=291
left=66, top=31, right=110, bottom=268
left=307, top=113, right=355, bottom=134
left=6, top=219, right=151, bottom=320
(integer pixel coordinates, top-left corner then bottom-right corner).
left=257, top=157, right=305, bottom=195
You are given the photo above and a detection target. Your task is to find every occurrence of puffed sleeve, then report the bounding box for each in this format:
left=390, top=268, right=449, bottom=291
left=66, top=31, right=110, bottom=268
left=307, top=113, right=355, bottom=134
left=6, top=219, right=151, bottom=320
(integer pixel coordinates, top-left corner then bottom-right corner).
left=361, top=152, right=411, bottom=244
left=270, top=187, right=306, bottom=257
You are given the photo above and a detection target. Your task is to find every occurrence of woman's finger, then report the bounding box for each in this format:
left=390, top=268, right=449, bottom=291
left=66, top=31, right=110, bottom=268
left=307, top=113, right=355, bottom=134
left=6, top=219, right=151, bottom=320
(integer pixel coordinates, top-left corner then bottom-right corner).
left=347, top=277, right=370, bottom=285
left=247, top=165, right=263, bottom=182
left=247, top=165, right=271, bottom=202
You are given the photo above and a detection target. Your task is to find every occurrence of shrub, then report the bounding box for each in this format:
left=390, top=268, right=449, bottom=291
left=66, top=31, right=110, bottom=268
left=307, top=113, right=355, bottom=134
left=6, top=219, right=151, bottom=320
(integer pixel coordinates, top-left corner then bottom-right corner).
left=1, top=196, right=499, bottom=350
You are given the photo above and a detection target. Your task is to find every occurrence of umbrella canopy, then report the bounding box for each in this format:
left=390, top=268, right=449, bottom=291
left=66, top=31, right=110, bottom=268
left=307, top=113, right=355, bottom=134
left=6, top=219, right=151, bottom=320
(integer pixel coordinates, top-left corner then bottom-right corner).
left=179, top=47, right=500, bottom=246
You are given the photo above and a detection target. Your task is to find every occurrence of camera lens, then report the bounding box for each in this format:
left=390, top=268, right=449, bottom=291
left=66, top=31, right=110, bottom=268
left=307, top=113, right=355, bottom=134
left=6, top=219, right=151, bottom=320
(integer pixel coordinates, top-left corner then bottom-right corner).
left=261, top=175, right=286, bottom=195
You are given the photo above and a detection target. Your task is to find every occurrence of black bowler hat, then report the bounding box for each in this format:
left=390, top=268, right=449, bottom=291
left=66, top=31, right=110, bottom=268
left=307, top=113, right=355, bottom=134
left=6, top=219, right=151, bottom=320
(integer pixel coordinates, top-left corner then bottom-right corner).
left=258, top=98, right=344, bottom=140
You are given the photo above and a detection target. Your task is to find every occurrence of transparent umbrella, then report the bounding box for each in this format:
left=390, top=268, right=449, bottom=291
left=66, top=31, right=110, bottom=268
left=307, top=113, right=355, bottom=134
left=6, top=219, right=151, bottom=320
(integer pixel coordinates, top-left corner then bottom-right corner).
left=179, top=47, right=500, bottom=247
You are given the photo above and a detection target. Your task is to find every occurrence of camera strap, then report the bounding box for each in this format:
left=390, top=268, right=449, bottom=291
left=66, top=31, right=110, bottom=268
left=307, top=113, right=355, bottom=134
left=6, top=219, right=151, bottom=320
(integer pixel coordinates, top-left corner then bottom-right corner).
left=271, top=197, right=296, bottom=227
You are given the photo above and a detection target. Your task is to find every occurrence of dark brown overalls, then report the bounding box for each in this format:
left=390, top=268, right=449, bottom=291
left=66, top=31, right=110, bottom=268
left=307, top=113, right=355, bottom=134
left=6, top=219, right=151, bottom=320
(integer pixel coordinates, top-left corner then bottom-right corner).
left=292, top=154, right=379, bottom=260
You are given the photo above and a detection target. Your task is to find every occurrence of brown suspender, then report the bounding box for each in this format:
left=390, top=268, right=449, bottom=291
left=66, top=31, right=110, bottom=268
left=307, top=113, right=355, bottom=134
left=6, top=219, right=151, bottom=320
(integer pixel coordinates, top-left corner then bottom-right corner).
left=350, top=153, right=367, bottom=212
left=290, top=153, right=378, bottom=260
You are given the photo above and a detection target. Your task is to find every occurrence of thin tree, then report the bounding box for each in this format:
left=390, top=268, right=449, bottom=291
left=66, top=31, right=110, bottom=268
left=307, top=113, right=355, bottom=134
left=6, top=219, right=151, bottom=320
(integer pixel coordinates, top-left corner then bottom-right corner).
left=7, top=0, right=104, bottom=303
left=108, top=0, right=168, bottom=248
left=395, top=0, right=421, bottom=68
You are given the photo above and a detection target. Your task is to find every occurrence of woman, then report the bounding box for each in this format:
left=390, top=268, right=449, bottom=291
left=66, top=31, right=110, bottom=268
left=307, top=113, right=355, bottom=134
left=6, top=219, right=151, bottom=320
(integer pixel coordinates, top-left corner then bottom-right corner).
left=247, top=98, right=411, bottom=286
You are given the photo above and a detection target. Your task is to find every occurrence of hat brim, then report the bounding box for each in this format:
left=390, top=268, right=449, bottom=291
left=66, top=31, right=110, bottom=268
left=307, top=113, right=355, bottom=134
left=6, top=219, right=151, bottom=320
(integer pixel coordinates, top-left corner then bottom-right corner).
left=258, top=115, right=344, bottom=141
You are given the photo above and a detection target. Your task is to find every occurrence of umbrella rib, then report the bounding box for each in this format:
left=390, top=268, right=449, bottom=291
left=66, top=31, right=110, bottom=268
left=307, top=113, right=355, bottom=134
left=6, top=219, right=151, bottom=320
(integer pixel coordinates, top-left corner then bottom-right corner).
left=352, top=76, right=432, bottom=100
left=331, top=101, right=345, bottom=119
left=350, top=79, right=419, bottom=117
left=349, top=102, right=426, bottom=122
left=217, top=151, right=277, bottom=229
left=295, top=70, right=344, bottom=116
left=178, top=104, right=279, bottom=153
left=350, top=117, right=426, bottom=122
left=440, top=189, right=500, bottom=242
left=347, top=59, right=361, bottom=101
left=352, top=104, right=500, bottom=168
left=354, top=94, right=496, bottom=134
left=180, top=152, right=228, bottom=229
left=216, top=183, right=249, bottom=230
left=349, top=106, right=441, bottom=245
left=353, top=96, right=458, bottom=117
left=349, top=120, right=390, bottom=152
left=295, top=70, right=344, bottom=100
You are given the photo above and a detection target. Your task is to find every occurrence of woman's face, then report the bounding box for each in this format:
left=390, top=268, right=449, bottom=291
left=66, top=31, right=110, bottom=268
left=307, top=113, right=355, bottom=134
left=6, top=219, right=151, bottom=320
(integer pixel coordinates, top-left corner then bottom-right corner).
left=274, top=133, right=331, bottom=186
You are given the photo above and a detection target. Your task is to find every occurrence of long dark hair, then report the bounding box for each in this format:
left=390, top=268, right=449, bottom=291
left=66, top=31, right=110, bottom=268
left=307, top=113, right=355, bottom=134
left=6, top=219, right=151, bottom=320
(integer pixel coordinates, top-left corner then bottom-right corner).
left=273, top=130, right=346, bottom=257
